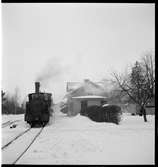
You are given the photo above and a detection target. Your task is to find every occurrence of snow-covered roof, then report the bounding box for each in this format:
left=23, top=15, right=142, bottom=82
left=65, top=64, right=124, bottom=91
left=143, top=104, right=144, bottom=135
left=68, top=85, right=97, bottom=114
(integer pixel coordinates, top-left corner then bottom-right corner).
left=67, top=82, right=82, bottom=92
left=72, top=95, right=107, bottom=99
left=67, top=80, right=105, bottom=93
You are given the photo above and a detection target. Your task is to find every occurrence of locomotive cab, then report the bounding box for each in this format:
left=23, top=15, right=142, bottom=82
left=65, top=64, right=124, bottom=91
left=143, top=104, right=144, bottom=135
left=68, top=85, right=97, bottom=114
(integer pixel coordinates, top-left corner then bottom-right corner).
left=25, top=82, right=52, bottom=127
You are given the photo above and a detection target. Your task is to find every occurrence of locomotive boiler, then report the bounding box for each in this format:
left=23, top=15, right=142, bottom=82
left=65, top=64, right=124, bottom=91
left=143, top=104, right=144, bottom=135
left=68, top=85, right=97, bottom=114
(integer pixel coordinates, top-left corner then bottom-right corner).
left=24, top=82, right=52, bottom=127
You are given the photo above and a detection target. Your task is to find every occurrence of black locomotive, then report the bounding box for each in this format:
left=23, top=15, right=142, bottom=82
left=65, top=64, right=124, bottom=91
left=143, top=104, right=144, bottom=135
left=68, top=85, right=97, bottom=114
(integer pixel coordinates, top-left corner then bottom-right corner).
left=25, top=82, right=52, bottom=127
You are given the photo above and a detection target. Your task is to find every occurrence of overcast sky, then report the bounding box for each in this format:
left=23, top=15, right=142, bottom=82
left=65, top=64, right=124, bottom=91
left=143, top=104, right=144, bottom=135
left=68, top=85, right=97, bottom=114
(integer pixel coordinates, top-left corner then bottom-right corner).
left=2, top=3, right=155, bottom=103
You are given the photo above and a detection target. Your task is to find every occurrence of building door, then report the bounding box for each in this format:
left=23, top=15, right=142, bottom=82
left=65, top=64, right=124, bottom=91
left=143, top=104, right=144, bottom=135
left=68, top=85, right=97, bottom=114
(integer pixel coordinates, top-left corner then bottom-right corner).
left=80, top=100, right=88, bottom=115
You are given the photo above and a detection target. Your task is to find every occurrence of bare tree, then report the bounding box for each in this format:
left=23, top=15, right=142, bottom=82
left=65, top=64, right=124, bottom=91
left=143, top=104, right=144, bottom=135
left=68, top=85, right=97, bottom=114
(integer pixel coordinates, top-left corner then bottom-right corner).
left=2, top=87, right=25, bottom=115
left=141, top=53, right=155, bottom=101
left=11, top=87, right=20, bottom=114
left=2, top=90, right=6, bottom=113
left=2, top=90, right=6, bottom=103
left=111, top=53, right=155, bottom=122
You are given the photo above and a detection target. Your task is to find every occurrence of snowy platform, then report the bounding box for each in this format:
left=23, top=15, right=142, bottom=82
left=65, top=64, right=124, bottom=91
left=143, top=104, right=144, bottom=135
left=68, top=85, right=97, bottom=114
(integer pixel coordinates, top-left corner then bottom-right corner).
left=1, top=105, right=155, bottom=165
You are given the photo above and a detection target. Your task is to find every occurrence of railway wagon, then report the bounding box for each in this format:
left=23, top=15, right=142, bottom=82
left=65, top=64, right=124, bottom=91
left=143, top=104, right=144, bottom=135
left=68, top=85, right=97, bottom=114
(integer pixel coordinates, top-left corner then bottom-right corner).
left=25, top=82, right=52, bottom=127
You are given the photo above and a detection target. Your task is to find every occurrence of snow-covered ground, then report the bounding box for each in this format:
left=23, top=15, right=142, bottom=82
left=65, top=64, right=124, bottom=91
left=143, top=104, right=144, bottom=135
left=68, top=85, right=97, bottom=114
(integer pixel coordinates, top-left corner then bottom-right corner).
left=2, top=114, right=24, bottom=124
left=2, top=115, right=29, bottom=147
left=1, top=105, right=155, bottom=165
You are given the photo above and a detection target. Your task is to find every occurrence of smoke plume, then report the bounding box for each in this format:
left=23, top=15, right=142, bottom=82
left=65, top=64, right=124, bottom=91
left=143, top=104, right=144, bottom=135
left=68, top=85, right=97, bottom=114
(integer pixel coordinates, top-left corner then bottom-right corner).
left=36, top=57, right=67, bottom=89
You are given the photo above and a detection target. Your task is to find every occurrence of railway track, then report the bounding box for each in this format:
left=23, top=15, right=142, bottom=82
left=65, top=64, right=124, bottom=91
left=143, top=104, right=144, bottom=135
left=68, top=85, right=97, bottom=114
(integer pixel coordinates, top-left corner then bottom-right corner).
left=13, top=125, right=45, bottom=164
left=2, top=121, right=11, bottom=127
left=2, top=124, right=46, bottom=164
left=2, top=128, right=31, bottom=150
left=2, top=120, right=21, bottom=128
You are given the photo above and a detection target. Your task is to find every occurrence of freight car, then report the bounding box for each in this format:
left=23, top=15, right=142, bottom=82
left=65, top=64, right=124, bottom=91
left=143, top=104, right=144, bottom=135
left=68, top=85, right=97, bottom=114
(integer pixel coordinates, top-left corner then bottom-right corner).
left=24, top=82, right=52, bottom=127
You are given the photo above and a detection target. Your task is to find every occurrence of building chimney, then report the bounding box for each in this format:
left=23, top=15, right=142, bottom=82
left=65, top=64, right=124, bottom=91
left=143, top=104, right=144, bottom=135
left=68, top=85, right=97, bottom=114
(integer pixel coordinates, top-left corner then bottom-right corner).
left=35, top=82, right=40, bottom=93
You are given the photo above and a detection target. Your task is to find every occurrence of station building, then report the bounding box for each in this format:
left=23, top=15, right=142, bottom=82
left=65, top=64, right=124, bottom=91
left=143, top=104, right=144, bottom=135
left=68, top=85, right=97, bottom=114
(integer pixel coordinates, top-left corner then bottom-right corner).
left=62, top=79, right=107, bottom=116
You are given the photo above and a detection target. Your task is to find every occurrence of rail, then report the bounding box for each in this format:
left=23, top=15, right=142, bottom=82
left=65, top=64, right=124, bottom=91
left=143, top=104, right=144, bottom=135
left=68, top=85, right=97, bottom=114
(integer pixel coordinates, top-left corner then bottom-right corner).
left=2, top=120, right=21, bottom=128
left=2, top=128, right=31, bottom=150
left=12, top=124, right=46, bottom=164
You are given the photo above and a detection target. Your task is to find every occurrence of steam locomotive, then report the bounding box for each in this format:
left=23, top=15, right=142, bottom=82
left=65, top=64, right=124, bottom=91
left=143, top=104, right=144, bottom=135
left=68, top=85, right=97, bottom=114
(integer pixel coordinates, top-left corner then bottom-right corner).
left=24, top=82, right=52, bottom=127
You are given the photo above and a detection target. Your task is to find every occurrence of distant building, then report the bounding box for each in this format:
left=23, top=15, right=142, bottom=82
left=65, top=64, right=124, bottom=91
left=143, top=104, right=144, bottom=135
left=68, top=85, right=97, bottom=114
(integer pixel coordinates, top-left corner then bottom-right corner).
left=62, top=79, right=107, bottom=116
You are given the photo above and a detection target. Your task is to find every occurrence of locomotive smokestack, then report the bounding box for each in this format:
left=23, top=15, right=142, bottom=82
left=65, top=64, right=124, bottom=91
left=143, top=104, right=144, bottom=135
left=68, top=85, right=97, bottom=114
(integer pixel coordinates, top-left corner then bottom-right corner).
left=35, top=82, right=40, bottom=93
